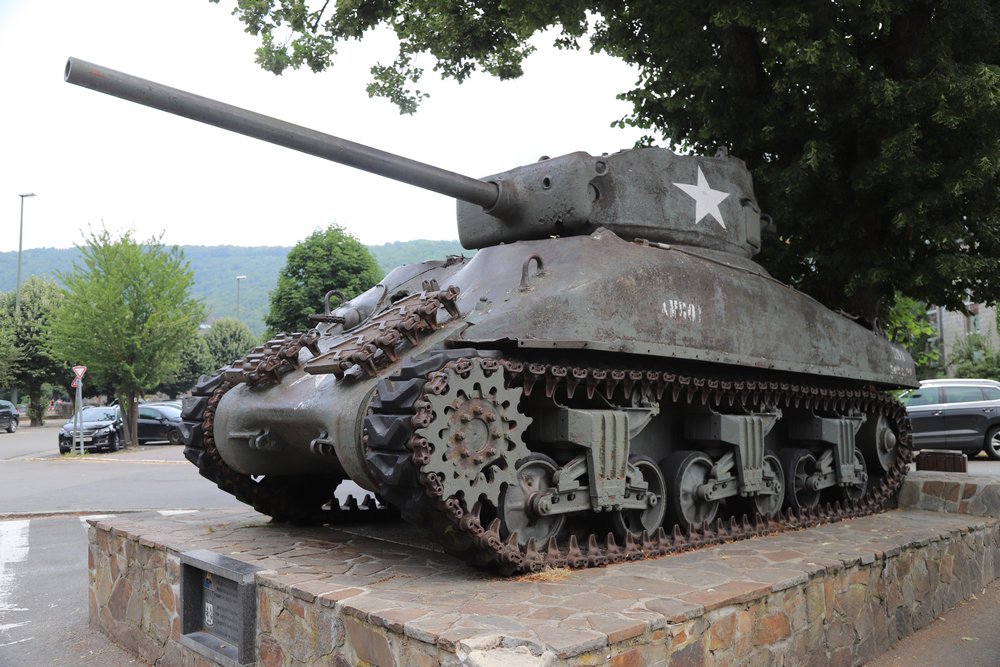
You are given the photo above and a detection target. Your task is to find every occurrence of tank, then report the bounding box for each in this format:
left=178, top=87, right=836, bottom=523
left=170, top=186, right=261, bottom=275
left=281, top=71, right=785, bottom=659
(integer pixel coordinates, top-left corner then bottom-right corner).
left=66, top=57, right=917, bottom=573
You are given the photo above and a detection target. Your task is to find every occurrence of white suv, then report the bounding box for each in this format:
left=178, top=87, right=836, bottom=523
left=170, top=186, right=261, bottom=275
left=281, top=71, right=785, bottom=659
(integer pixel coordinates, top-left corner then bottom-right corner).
left=902, top=379, right=1000, bottom=459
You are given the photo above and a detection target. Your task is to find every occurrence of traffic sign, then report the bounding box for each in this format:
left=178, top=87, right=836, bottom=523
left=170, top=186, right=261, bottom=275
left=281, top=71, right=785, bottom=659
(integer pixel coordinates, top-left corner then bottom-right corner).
left=72, top=365, right=87, bottom=381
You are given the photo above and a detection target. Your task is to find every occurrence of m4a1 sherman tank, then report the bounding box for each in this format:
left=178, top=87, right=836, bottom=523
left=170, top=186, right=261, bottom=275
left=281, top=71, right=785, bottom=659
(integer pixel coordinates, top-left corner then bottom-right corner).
left=66, top=57, right=917, bottom=573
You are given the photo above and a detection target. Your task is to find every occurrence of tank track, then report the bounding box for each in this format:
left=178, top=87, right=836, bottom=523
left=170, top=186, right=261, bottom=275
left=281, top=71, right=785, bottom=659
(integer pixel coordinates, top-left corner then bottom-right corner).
left=365, top=350, right=912, bottom=574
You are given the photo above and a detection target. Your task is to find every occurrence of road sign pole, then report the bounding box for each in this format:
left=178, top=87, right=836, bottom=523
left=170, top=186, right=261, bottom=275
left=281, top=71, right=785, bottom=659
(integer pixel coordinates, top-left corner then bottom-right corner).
left=75, top=380, right=83, bottom=455
left=71, top=365, right=87, bottom=455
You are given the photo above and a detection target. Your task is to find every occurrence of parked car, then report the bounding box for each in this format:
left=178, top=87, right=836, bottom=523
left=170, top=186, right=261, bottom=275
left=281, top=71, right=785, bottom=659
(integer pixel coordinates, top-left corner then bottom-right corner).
left=0, top=400, right=18, bottom=433
left=58, top=406, right=123, bottom=453
left=136, top=404, right=184, bottom=445
left=59, top=403, right=185, bottom=454
left=901, top=378, right=1000, bottom=459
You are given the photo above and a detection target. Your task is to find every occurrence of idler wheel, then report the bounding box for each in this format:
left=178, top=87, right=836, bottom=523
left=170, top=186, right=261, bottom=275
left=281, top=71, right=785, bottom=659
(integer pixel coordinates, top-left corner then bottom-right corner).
left=611, top=455, right=667, bottom=540
left=731, top=454, right=785, bottom=520
left=779, top=448, right=820, bottom=511
left=498, top=453, right=565, bottom=546
left=664, top=450, right=719, bottom=529
left=858, top=413, right=899, bottom=473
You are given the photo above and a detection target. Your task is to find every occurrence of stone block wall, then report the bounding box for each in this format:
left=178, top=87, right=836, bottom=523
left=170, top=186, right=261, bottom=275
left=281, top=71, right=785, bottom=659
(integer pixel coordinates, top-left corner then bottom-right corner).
left=88, top=526, right=204, bottom=666
left=898, top=471, right=1000, bottom=517
left=89, top=499, right=1000, bottom=667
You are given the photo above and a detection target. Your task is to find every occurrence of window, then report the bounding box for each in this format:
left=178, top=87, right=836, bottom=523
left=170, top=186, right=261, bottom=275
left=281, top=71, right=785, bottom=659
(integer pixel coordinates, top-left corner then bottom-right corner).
left=904, top=388, right=941, bottom=406
left=943, top=386, right=985, bottom=404
left=984, top=387, right=1000, bottom=401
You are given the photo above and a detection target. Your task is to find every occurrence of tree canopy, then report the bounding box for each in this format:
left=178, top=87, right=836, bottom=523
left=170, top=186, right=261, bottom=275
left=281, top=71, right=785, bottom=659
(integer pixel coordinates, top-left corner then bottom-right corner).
left=50, top=230, right=205, bottom=444
left=0, top=277, right=66, bottom=424
left=154, top=330, right=215, bottom=399
left=265, top=225, right=382, bottom=334
left=204, top=317, right=260, bottom=369
left=222, top=1, right=1000, bottom=323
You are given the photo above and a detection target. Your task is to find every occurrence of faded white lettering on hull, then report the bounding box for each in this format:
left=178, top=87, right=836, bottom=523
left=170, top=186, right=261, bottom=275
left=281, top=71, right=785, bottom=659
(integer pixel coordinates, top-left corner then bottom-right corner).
left=662, top=299, right=703, bottom=324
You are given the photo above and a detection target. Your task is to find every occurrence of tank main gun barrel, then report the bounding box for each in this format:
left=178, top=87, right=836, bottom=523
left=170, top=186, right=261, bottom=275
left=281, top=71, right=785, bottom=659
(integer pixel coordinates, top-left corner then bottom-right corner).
left=64, top=57, right=500, bottom=210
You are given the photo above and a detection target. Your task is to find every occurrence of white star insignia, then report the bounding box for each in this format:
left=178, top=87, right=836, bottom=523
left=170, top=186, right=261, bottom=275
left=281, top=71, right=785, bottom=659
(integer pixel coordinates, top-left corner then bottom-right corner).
left=673, top=167, right=731, bottom=229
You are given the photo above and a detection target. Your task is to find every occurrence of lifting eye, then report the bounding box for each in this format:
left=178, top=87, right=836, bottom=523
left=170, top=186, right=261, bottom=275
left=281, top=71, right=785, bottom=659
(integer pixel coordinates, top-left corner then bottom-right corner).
left=541, top=176, right=552, bottom=189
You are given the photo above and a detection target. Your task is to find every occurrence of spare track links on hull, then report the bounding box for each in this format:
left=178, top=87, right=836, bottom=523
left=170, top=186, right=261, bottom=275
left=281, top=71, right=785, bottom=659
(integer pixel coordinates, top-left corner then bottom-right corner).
left=179, top=288, right=463, bottom=524
left=365, top=351, right=912, bottom=574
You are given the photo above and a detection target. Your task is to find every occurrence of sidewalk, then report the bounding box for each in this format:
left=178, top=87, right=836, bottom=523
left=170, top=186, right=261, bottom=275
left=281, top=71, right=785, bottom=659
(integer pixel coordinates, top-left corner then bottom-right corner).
left=864, top=576, right=1000, bottom=666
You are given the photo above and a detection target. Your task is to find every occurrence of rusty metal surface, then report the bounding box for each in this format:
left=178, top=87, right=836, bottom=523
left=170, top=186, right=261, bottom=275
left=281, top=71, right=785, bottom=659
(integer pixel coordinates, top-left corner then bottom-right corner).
left=365, top=352, right=910, bottom=574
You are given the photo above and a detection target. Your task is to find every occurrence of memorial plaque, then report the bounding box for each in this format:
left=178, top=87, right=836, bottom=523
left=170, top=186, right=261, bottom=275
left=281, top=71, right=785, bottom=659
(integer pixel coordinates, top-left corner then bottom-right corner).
left=180, top=549, right=262, bottom=667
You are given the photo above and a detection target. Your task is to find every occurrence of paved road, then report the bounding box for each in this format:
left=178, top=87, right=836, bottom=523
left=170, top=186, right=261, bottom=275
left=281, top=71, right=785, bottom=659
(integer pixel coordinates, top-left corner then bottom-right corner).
left=0, top=423, right=234, bottom=665
left=0, top=421, right=370, bottom=666
left=0, top=514, right=145, bottom=666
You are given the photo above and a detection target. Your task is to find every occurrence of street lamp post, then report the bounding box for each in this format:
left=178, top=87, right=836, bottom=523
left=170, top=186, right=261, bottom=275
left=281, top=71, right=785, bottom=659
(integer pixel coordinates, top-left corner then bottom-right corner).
left=15, top=193, right=36, bottom=318
left=236, top=275, right=247, bottom=320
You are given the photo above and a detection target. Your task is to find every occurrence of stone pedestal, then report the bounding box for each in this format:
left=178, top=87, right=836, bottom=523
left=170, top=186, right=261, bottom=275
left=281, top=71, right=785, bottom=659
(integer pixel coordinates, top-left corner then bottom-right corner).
left=89, top=471, right=1000, bottom=666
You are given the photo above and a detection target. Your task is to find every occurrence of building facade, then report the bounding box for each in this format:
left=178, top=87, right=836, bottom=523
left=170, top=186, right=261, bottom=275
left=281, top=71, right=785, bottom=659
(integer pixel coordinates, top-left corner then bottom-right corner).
left=928, top=303, right=1000, bottom=373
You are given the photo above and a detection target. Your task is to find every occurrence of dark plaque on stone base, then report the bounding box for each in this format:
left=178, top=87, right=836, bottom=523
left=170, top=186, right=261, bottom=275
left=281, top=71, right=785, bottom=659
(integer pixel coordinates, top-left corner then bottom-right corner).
left=180, top=549, right=262, bottom=667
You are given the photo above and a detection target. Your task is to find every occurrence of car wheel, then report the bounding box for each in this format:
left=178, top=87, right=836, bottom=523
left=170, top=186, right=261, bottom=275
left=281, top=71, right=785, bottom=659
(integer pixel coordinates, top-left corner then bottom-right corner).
left=168, top=428, right=182, bottom=446
left=7, top=418, right=17, bottom=434
left=59, top=448, right=68, bottom=455
left=108, top=434, right=120, bottom=453
left=984, top=427, right=1000, bottom=461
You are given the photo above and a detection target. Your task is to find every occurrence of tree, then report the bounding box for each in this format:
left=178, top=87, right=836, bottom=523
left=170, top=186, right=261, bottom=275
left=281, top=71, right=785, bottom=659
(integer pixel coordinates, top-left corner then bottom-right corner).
left=265, top=225, right=381, bottom=334
left=884, top=294, right=940, bottom=379
left=204, top=318, right=260, bottom=369
left=0, top=324, right=17, bottom=392
left=153, top=331, right=215, bottom=399
left=50, top=229, right=206, bottom=446
left=947, top=333, right=1000, bottom=380
left=223, top=2, right=1000, bottom=323
left=0, top=277, right=66, bottom=425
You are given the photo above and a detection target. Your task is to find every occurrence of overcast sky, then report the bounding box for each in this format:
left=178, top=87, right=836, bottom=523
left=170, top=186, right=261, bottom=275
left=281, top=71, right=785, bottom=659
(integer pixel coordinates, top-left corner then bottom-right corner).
left=0, top=0, right=648, bottom=254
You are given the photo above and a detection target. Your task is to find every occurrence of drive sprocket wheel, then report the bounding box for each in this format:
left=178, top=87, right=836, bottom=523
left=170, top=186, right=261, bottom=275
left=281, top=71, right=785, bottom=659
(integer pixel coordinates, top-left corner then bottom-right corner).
left=420, top=358, right=532, bottom=504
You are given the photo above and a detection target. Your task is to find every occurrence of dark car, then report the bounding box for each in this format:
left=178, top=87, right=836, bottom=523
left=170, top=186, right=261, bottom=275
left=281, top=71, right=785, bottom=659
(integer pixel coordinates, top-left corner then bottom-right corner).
left=902, top=379, right=1000, bottom=459
left=58, top=406, right=123, bottom=454
left=137, top=404, right=183, bottom=445
left=0, top=400, right=19, bottom=433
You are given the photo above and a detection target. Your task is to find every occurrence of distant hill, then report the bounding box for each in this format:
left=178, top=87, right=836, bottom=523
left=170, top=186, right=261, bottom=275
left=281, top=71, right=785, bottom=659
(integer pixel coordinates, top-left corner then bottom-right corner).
left=0, top=240, right=468, bottom=335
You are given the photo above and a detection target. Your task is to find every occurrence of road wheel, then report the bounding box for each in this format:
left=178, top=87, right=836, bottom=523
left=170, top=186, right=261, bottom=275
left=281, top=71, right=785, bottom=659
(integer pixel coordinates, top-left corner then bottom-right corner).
left=168, top=428, right=182, bottom=446
left=984, top=427, right=1000, bottom=460
left=108, top=433, right=120, bottom=452
left=611, top=455, right=668, bottom=540
left=7, top=418, right=17, bottom=433
left=664, top=450, right=719, bottom=529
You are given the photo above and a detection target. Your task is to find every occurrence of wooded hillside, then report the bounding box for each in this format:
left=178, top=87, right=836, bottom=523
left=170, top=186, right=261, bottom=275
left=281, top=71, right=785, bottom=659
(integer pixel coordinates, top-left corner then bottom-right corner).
left=0, top=240, right=467, bottom=335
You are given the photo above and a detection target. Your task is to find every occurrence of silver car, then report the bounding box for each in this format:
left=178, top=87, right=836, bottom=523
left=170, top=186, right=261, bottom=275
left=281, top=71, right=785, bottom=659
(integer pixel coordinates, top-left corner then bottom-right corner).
left=902, top=379, right=1000, bottom=459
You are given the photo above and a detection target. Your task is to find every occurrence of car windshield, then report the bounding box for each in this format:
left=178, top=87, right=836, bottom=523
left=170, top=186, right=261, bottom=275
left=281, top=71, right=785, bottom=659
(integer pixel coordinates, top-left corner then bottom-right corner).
left=76, top=406, right=119, bottom=422
left=150, top=405, right=182, bottom=419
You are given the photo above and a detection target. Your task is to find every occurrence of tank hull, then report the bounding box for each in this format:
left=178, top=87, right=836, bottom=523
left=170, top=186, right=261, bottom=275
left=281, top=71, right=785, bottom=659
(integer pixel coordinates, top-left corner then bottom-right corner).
left=207, top=228, right=914, bottom=498
left=448, top=230, right=915, bottom=388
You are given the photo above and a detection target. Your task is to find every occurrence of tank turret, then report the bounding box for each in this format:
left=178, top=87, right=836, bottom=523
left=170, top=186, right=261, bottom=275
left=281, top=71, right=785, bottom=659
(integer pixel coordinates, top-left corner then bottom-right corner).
left=65, top=58, right=760, bottom=256
left=65, top=57, right=916, bottom=575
